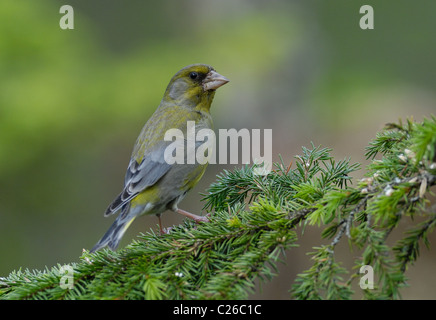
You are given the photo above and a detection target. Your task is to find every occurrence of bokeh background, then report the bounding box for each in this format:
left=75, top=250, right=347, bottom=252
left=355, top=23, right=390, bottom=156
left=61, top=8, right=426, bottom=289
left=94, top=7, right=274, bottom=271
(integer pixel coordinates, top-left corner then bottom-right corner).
left=1, top=0, right=435, bottom=299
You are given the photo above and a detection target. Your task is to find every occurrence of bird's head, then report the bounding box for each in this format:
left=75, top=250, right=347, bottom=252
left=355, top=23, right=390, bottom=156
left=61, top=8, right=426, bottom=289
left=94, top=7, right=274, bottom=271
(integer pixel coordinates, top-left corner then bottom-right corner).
left=164, top=64, right=229, bottom=110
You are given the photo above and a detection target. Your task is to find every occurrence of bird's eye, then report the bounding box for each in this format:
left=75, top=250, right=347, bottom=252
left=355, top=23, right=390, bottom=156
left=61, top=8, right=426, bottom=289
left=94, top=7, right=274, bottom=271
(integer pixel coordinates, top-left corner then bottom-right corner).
left=189, top=72, right=198, bottom=80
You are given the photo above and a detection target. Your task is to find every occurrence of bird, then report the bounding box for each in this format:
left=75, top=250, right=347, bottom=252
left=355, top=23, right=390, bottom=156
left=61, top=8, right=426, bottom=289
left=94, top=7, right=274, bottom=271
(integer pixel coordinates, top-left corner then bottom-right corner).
left=90, top=64, right=229, bottom=252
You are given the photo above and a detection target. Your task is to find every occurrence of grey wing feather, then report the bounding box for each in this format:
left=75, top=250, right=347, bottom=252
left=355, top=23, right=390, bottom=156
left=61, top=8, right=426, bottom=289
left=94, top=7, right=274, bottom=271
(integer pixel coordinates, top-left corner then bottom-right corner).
left=104, top=149, right=171, bottom=216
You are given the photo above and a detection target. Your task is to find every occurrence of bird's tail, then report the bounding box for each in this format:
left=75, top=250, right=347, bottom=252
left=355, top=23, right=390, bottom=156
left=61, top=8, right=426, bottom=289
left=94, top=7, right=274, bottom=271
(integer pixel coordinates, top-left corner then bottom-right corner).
left=90, top=210, right=136, bottom=253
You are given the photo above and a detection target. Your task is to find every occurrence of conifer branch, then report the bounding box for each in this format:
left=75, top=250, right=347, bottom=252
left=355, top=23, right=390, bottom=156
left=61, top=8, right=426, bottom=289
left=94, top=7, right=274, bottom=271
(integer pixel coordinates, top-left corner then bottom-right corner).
left=0, top=116, right=435, bottom=300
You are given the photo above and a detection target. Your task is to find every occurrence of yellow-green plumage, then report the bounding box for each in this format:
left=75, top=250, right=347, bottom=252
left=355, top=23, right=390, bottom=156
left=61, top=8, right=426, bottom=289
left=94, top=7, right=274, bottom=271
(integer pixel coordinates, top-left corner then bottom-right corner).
left=90, top=64, right=229, bottom=252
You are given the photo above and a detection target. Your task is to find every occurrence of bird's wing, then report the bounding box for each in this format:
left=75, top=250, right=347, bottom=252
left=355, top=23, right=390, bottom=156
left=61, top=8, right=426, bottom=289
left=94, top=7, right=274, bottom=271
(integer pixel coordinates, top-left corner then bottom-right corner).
left=104, top=143, right=171, bottom=216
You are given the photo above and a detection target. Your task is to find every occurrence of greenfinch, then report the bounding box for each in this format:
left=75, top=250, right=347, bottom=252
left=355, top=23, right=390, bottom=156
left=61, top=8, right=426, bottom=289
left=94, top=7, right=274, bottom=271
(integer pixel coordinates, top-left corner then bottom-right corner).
left=90, top=64, right=229, bottom=252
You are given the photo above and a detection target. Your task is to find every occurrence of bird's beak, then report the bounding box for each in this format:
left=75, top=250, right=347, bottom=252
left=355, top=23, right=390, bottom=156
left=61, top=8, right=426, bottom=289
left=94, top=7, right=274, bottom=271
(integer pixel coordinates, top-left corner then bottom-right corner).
left=203, top=70, right=229, bottom=91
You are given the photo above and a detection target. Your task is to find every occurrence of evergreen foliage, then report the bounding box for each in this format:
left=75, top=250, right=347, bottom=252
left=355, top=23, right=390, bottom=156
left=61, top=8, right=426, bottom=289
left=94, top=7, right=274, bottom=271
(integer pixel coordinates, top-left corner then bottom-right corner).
left=0, top=117, right=435, bottom=300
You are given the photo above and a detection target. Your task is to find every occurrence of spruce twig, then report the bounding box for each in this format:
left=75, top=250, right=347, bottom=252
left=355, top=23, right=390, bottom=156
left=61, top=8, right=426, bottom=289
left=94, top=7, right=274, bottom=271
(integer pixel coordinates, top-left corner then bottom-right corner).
left=1, top=116, right=435, bottom=300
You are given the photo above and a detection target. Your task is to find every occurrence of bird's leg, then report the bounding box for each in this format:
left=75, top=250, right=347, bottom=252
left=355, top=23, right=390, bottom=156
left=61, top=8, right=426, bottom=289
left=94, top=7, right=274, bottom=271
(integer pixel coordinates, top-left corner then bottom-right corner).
left=156, top=213, right=167, bottom=234
left=175, top=208, right=209, bottom=223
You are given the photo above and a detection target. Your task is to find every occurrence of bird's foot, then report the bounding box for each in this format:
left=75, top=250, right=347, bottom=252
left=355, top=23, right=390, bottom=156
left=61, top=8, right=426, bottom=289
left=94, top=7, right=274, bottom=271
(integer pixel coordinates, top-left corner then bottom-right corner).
left=161, top=226, right=173, bottom=234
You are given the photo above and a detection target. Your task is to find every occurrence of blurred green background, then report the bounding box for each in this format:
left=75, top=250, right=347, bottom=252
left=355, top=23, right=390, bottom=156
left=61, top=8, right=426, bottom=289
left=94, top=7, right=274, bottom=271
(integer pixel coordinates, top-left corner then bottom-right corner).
left=1, top=0, right=435, bottom=299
